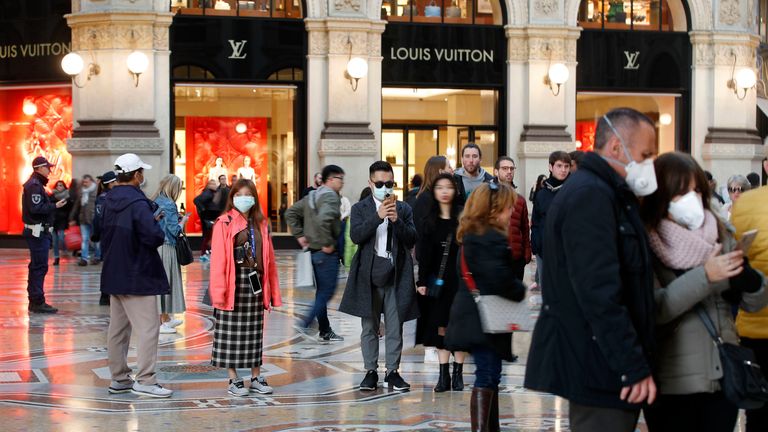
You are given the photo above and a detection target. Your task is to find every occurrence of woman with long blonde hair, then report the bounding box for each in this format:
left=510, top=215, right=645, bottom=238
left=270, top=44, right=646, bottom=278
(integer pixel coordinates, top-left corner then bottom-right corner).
left=445, top=182, right=527, bottom=431
left=151, top=174, right=188, bottom=334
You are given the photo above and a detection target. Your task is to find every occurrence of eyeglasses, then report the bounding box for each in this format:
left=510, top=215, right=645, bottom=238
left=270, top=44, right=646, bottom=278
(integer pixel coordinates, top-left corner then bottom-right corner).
left=373, top=181, right=394, bottom=188
left=728, top=187, right=743, bottom=193
left=331, top=176, right=345, bottom=182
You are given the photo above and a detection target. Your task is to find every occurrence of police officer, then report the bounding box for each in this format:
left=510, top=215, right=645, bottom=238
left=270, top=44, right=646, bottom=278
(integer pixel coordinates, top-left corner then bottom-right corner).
left=23, top=156, right=67, bottom=313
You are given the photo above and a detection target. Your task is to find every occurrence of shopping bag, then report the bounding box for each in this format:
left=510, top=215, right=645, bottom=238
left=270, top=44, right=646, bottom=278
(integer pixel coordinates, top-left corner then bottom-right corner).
left=64, top=226, right=81, bottom=251
left=295, top=249, right=315, bottom=288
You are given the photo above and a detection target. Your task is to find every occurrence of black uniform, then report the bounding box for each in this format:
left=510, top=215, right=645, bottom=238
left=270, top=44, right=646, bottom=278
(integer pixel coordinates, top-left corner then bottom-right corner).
left=22, top=172, right=56, bottom=306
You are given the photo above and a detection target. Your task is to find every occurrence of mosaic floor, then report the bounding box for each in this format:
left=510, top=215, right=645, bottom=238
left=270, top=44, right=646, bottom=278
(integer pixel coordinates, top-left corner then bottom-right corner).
left=0, top=249, right=654, bottom=432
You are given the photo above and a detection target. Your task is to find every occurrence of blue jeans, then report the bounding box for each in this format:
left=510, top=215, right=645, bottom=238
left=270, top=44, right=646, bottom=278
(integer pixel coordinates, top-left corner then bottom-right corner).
left=473, top=346, right=502, bottom=390
left=80, top=223, right=100, bottom=260
left=52, top=229, right=65, bottom=259
left=306, top=250, right=339, bottom=334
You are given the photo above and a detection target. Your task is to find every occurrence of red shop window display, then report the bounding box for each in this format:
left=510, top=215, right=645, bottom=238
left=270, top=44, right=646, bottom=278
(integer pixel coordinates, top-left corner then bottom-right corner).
left=575, top=120, right=596, bottom=152
left=184, top=116, right=269, bottom=234
left=0, top=87, right=73, bottom=234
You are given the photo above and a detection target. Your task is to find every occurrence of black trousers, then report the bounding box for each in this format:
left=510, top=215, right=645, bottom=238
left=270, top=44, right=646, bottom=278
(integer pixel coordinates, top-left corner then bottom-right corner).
left=569, top=402, right=639, bottom=432
left=741, top=337, right=768, bottom=432
left=511, top=257, right=526, bottom=282
left=643, top=392, right=738, bottom=432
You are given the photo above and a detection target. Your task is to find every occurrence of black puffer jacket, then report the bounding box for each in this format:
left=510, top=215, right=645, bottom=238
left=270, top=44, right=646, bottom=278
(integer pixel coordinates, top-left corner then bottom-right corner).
left=444, top=229, right=526, bottom=360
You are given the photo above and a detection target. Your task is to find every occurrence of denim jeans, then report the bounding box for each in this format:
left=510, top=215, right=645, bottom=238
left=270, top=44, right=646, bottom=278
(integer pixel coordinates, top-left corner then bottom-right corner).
left=473, top=346, right=502, bottom=390
left=80, top=223, right=92, bottom=260
left=52, top=229, right=65, bottom=259
left=306, top=250, right=339, bottom=334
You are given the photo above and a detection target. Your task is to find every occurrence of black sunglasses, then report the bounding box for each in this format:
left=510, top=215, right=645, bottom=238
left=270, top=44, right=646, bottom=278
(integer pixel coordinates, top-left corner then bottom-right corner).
left=373, top=181, right=395, bottom=188
left=728, top=187, right=743, bottom=193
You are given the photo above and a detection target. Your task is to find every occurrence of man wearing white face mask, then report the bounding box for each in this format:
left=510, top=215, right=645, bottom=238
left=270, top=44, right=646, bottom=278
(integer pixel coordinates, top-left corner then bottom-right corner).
left=525, top=108, right=659, bottom=431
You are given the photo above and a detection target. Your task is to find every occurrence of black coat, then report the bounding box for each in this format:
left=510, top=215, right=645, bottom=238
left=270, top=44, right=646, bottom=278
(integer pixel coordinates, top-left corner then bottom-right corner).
left=444, top=230, right=526, bottom=360
left=524, top=152, right=656, bottom=410
left=530, top=176, right=563, bottom=255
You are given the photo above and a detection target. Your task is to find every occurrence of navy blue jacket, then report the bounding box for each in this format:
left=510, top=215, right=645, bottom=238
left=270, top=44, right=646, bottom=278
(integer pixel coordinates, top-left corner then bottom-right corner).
left=91, top=192, right=108, bottom=242
left=100, top=185, right=169, bottom=296
left=530, top=176, right=564, bottom=255
left=524, top=152, right=655, bottom=409
left=22, top=173, right=55, bottom=225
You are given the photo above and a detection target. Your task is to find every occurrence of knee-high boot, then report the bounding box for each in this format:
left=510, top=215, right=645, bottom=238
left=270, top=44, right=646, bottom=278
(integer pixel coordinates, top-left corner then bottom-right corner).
left=470, top=387, right=494, bottom=432
left=452, top=362, right=464, bottom=391
left=434, top=363, right=451, bottom=392
left=488, top=389, right=500, bottom=432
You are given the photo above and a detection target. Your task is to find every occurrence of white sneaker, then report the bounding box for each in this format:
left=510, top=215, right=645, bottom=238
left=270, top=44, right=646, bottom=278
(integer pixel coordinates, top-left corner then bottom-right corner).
left=250, top=376, right=273, bottom=394
left=165, top=318, right=183, bottom=328
left=108, top=379, right=135, bottom=394
left=228, top=379, right=249, bottom=397
left=159, top=323, right=177, bottom=334
left=131, top=383, right=173, bottom=398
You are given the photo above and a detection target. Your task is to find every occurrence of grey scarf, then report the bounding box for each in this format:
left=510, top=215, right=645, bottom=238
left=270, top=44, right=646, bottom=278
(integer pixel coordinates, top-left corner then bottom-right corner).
left=81, top=183, right=97, bottom=206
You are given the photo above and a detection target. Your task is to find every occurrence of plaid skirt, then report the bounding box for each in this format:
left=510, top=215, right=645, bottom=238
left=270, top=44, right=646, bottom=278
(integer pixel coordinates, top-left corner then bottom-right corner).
left=211, top=267, right=265, bottom=368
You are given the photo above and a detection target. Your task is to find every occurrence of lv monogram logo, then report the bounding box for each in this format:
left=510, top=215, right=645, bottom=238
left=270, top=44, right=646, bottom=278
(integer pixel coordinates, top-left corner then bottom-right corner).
left=228, top=40, right=248, bottom=59
left=624, top=51, right=640, bottom=70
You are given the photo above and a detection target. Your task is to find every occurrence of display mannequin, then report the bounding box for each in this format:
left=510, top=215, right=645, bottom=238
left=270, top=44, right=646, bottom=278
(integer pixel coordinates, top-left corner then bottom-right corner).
left=208, top=157, right=228, bottom=181
left=237, top=156, right=256, bottom=181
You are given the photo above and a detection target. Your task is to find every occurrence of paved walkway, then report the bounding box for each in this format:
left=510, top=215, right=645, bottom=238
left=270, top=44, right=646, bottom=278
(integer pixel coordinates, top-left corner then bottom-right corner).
left=0, top=249, right=644, bottom=431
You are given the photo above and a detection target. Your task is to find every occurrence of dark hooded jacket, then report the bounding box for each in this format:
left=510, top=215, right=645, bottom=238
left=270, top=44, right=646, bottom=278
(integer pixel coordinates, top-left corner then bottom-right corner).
left=100, top=185, right=169, bottom=296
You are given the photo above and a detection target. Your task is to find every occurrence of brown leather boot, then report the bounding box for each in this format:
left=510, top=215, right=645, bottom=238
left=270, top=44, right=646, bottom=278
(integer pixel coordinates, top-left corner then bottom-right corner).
left=470, top=387, right=495, bottom=432
left=488, top=389, right=500, bottom=432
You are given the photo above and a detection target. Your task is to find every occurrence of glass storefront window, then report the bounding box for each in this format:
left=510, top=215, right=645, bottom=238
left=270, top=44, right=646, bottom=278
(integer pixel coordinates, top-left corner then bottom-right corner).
left=0, top=85, right=73, bottom=234
left=382, top=88, right=498, bottom=193
left=171, top=0, right=303, bottom=18
left=382, top=0, right=500, bottom=25
left=578, top=0, right=673, bottom=31
left=575, top=92, right=679, bottom=154
left=173, top=85, right=298, bottom=234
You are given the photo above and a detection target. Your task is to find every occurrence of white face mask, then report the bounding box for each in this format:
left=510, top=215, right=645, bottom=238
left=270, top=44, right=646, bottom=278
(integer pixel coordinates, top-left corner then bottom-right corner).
left=668, top=191, right=705, bottom=230
left=602, top=115, right=658, bottom=197
left=233, top=196, right=255, bottom=213
left=372, top=185, right=393, bottom=201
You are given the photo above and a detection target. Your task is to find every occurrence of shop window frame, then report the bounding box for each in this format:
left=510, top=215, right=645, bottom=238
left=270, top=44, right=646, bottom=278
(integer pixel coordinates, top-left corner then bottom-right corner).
left=577, top=0, right=674, bottom=32
left=383, top=0, right=503, bottom=26
left=171, top=0, right=304, bottom=19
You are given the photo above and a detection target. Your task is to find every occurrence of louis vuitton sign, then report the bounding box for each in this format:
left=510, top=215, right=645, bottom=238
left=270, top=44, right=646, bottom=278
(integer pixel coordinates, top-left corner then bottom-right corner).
left=0, top=42, right=71, bottom=59
left=388, top=47, right=495, bottom=63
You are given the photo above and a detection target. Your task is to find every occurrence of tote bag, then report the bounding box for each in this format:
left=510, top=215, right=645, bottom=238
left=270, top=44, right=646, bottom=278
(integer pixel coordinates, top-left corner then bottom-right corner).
left=64, top=226, right=81, bottom=251
left=295, top=249, right=315, bottom=288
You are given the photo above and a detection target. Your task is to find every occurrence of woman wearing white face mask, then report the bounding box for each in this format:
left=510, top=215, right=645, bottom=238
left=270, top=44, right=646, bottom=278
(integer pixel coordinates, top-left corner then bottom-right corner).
left=209, top=179, right=282, bottom=397
left=640, top=152, right=767, bottom=432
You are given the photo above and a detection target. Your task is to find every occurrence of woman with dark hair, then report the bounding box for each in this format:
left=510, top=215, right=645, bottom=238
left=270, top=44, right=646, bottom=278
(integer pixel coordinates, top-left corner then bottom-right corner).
left=528, top=174, right=547, bottom=202
left=640, top=152, right=767, bottom=432
left=209, top=179, right=282, bottom=397
left=413, top=155, right=454, bottom=236
left=50, top=180, right=72, bottom=266
left=415, top=173, right=467, bottom=392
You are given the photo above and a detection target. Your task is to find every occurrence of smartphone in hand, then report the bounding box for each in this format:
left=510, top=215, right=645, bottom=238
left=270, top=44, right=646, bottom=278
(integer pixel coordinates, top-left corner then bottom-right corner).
left=737, top=229, right=759, bottom=254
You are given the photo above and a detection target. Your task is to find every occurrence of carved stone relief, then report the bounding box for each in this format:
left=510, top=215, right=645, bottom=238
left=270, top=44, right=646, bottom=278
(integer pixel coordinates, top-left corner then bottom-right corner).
left=718, top=0, right=741, bottom=26
left=309, top=31, right=330, bottom=56
left=534, top=0, right=559, bottom=16
left=71, top=21, right=170, bottom=51
left=334, top=0, right=362, bottom=13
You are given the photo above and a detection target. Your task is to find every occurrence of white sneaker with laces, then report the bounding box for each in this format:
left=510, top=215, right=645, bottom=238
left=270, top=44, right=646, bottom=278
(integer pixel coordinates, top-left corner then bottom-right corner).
left=228, top=379, right=249, bottom=397
left=108, top=379, right=135, bottom=394
left=131, top=383, right=173, bottom=398
left=250, top=376, right=273, bottom=394
left=165, top=318, right=183, bottom=328
left=159, top=323, right=177, bottom=334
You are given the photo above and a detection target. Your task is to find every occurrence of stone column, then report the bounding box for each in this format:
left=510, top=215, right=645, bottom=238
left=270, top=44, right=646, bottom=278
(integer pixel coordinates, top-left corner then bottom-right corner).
left=507, top=26, right=580, bottom=196
left=691, top=31, right=764, bottom=185
left=306, top=17, right=385, bottom=200
left=65, top=0, right=172, bottom=189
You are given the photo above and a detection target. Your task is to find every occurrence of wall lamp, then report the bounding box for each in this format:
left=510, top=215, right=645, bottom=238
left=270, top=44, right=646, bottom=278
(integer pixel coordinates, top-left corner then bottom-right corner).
left=727, top=50, right=757, bottom=101
left=61, top=52, right=100, bottom=88
left=542, top=44, right=569, bottom=96
left=126, top=51, right=149, bottom=87
left=344, top=35, right=368, bottom=91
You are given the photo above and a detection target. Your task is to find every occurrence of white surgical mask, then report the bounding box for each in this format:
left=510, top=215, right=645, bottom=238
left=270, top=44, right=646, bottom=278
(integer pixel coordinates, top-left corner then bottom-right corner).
left=233, top=196, right=255, bottom=213
left=668, top=191, right=705, bottom=230
left=372, top=185, right=393, bottom=202
left=602, top=115, right=658, bottom=197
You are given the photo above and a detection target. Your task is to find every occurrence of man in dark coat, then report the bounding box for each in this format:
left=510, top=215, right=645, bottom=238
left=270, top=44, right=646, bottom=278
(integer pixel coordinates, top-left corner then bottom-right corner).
left=193, top=179, right=218, bottom=260
left=102, top=153, right=172, bottom=399
left=524, top=108, right=658, bottom=431
left=340, top=161, right=418, bottom=392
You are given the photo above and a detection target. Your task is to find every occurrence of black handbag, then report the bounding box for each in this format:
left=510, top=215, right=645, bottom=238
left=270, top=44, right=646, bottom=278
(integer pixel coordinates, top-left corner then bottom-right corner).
left=176, top=231, right=194, bottom=266
left=427, top=233, right=453, bottom=298
left=371, top=223, right=394, bottom=287
left=695, top=304, right=768, bottom=409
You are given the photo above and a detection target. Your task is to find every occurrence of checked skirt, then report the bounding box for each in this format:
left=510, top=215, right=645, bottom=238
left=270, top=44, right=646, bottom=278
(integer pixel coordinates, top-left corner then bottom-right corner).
left=211, top=267, right=265, bottom=369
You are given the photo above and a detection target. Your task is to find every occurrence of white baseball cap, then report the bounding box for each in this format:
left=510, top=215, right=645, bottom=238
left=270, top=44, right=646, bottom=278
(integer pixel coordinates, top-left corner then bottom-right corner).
left=114, top=153, right=152, bottom=173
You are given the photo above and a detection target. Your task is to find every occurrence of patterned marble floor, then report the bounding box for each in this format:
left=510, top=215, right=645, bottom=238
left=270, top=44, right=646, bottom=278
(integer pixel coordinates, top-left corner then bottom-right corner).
left=0, top=249, right=645, bottom=432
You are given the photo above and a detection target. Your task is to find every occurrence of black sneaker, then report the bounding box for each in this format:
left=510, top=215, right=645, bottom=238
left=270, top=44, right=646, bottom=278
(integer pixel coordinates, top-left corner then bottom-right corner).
left=29, top=303, right=58, bottom=314
left=53, top=258, right=59, bottom=266
left=78, top=259, right=88, bottom=267
left=319, top=329, right=344, bottom=342
left=359, top=370, right=378, bottom=391
left=384, top=370, right=410, bottom=391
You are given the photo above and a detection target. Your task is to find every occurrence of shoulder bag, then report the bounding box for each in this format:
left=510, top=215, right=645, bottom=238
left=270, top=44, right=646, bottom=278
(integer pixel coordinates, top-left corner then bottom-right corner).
left=427, top=232, right=453, bottom=298
left=695, top=304, right=768, bottom=409
left=176, top=230, right=194, bottom=266
left=460, top=247, right=520, bottom=334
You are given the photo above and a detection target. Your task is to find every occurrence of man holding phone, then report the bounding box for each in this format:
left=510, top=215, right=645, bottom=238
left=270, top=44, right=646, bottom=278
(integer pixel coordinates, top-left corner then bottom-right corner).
left=733, top=155, right=768, bottom=432
left=341, top=161, right=419, bottom=392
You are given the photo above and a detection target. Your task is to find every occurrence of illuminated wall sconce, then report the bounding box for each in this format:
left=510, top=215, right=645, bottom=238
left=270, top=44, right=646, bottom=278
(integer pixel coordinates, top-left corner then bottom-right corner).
left=235, top=122, right=247, bottom=134
left=726, top=50, right=758, bottom=101
left=542, top=44, right=569, bottom=96
left=61, top=52, right=100, bottom=88
left=344, top=35, right=368, bottom=91
left=126, top=51, right=149, bottom=87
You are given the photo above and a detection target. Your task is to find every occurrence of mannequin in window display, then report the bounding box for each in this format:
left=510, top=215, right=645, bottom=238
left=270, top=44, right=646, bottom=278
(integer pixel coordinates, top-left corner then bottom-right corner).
left=209, top=157, right=229, bottom=182
left=237, top=156, right=256, bottom=182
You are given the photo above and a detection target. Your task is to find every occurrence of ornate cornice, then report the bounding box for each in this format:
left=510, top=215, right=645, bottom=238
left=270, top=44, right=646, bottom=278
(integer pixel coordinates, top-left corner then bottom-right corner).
left=318, top=138, right=378, bottom=157
left=67, top=137, right=165, bottom=155
left=506, top=26, right=580, bottom=63
left=66, top=12, right=173, bottom=51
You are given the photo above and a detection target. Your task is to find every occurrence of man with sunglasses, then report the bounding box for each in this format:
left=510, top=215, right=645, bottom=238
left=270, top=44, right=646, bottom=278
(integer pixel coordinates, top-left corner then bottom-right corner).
left=340, top=161, right=418, bottom=392
left=286, top=165, right=345, bottom=342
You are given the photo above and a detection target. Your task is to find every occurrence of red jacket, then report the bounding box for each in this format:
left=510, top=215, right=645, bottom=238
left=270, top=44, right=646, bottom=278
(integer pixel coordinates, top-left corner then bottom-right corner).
left=507, top=194, right=532, bottom=263
left=210, top=209, right=282, bottom=311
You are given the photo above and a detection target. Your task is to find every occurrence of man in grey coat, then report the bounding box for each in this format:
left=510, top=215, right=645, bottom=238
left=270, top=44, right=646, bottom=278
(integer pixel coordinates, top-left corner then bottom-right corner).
left=340, top=161, right=418, bottom=392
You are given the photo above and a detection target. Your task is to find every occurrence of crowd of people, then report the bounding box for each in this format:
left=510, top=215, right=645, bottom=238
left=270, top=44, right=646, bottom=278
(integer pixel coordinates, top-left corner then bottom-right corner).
left=18, top=106, right=768, bottom=432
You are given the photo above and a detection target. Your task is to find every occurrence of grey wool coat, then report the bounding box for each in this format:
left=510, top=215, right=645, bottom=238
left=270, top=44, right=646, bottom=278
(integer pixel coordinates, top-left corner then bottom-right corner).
left=339, top=196, right=419, bottom=322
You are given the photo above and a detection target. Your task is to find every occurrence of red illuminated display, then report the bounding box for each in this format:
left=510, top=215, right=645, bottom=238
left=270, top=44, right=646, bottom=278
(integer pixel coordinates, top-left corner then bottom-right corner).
left=0, top=87, right=73, bottom=234
left=184, top=116, right=268, bottom=234
left=575, top=120, right=596, bottom=153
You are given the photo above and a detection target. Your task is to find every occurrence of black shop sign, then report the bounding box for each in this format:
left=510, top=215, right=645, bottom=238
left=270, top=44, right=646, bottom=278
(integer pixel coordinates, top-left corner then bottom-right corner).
left=382, top=23, right=505, bottom=87
left=0, top=0, right=72, bottom=83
